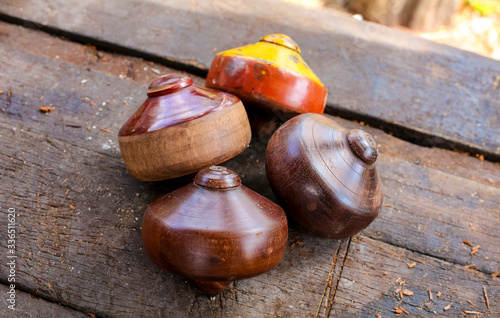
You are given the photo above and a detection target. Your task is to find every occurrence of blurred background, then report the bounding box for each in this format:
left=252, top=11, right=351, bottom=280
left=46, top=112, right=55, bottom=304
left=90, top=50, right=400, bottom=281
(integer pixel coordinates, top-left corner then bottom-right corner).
left=284, top=0, right=500, bottom=60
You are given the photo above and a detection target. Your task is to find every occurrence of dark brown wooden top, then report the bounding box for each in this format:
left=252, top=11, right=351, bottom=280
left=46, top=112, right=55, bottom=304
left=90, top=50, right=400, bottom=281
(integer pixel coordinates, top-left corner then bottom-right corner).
left=142, top=166, right=288, bottom=296
left=1, top=0, right=499, bottom=159
left=266, top=114, right=383, bottom=239
left=0, top=20, right=498, bottom=318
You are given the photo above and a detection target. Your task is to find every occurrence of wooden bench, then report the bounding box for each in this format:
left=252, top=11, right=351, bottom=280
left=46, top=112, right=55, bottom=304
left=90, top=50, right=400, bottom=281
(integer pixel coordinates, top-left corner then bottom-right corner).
left=0, top=1, right=498, bottom=317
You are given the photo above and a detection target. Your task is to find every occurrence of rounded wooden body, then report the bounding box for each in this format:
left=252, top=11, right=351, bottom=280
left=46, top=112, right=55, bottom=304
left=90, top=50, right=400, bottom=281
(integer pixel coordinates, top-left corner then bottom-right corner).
left=206, top=34, right=327, bottom=115
left=142, top=166, right=288, bottom=296
left=118, top=74, right=251, bottom=181
left=265, top=114, right=383, bottom=239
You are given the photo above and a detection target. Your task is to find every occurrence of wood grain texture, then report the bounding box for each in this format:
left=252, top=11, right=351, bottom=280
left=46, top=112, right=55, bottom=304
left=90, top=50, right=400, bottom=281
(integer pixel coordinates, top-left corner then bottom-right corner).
left=142, top=166, right=288, bottom=296
left=119, top=100, right=251, bottom=181
left=266, top=114, right=383, bottom=239
left=0, top=22, right=346, bottom=317
left=0, top=285, right=89, bottom=318
left=331, top=235, right=499, bottom=317
left=1, top=0, right=499, bottom=158
left=0, top=22, right=499, bottom=317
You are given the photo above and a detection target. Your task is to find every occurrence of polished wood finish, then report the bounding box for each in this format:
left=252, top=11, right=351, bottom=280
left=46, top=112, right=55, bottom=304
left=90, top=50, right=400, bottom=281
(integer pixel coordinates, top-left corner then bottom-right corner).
left=142, top=166, right=288, bottom=296
left=206, top=34, right=327, bottom=115
left=2, top=21, right=500, bottom=318
left=266, top=114, right=383, bottom=239
left=118, top=74, right=251, bottom=181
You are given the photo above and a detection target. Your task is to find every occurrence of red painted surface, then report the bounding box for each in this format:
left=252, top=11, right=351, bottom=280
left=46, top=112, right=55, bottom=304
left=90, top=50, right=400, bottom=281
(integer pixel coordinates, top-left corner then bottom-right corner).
left=206, top=55, right=327, bottom=115
left=119, top=73, right=239, bottom=136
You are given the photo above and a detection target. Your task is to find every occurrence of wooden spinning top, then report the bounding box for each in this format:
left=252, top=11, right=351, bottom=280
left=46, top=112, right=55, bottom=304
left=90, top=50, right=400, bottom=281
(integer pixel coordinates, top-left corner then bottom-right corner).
left=265, top=114, right=383, bottom=239
left=205, top=34, right=328, bottom=115
left=142, top=166, right=288, bottom=296
left=118, top=73, right=251, bottom=181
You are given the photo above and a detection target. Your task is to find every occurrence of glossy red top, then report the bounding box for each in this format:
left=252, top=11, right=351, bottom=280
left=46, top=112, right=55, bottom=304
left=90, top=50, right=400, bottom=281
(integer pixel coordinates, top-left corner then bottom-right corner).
left=118, top=73, right=240, bottom=136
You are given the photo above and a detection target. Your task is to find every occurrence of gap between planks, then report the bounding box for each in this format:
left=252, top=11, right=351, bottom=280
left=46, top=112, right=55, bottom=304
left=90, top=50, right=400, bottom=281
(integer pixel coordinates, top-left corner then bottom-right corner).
left=0, top=13, right=498, bottom=164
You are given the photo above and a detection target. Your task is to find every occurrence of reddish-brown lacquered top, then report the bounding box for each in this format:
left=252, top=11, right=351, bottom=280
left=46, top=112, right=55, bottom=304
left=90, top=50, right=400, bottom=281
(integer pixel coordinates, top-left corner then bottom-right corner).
left=194, top=166, right=241, bottom=189
left=119, top=73, right=240, bottom=136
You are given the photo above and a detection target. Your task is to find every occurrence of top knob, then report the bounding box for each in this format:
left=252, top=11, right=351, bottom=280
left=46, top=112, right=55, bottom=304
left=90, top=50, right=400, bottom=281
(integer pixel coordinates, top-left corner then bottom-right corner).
left=346, top=129, right=378, bottom=164
left=147, top=73, right=193, bottom=97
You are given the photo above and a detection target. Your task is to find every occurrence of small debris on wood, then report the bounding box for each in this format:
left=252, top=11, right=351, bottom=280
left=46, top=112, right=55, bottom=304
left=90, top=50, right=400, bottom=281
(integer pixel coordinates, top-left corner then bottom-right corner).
left=437, top=291, right=442, bottom=297
left=376, top=314, right=381, bottom=318
left=443, top=303, right=452, bottom=311
left=492, top=269, right=498, bottom=277
left=393, top=306, right=409, bottom=315
left=0, top=90, right=3, bottom=95
left=407, top=262, right=416, bottom=268
left=91, top=101, right=96, bottom=106
left=428, top=288, right=433, bottom=300
left=151, top=68, right=161, bottom=75
left=62, top=178, right=68, bottom=184
left=465, top=264, right=476, bottom=268
left=290, top=240, right=303, bottom=248
left=39, top=106, right=55, bottom=113
left=45, top=168, right=53, bottom=170
left=401, top=289, right=413, bottom=296
left=383, top=204, right=392, bottom=207
left=123, top=100, right=128, bottom=106
left=394, top=277, right=405, bottom=286
left=463, top=310, right=482, bottom=314
left=483, top=286, right=490, bottom=310
left=69, top=205, right=77, bottom=210
left=88, top=314, right=96, bottom=318
left=463, top=240, right=473, bottom=247
left=100, top=127, right=112, bottom=133
left=467, top=300, right=476, bottom=308
left=471, top=245, right=481, bottom=255
left=424, top=302, right=431, bottom=309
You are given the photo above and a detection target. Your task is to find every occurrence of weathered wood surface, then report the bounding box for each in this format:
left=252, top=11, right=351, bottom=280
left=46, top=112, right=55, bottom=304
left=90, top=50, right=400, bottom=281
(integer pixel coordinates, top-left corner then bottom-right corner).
left=0, top=284, right=88, bottom=318
left=0, top=284, right=90, bottom=318
left=1, top=0, right=499, bottom=159
left=0, top=21, right=499, bottom=317
left=332, top=236, right=499, bottom=317
left=0, top=22, right=347, bottom=318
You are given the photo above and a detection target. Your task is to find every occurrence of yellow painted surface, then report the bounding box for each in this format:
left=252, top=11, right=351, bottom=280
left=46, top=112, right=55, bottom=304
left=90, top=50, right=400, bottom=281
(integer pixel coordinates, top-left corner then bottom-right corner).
left=218, top=34, right=324, bottom=86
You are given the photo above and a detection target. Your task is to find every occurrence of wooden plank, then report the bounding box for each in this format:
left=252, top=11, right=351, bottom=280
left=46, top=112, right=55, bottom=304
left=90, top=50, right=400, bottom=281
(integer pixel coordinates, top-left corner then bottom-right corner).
left=1, top=0, right=499, bottom=159
left=0, top=22, right=499, bottom=317
left=0, top=284, right=88, bottom=318
left=331, top=235, right=499, bottom=317
left=335, top=120, right=500, bottom=275
left=0, top=119, right=346, bottom=318
left=0, top=23, right=345, bottom=318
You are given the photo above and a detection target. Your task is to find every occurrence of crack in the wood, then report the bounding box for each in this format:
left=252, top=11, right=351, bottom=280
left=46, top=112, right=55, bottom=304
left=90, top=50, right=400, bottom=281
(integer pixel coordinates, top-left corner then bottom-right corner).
left=0, top=13, right=498, bottom=163
left=0, top=279, right=100, bottom=317
left=314, top=244, right=340, bottom=318
left=325, top=238, right=351, bottom=318
left=0, top=13, right=208, bottom=78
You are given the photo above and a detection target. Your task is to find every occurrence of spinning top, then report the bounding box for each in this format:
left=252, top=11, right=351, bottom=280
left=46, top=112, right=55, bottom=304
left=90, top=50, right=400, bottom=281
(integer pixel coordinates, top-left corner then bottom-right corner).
left=206, top=34, right=328, bottom=115
left=118, top=74, right=251, bottom=181
left=142, top=166, right=288, bottom=296
left=265, top=114, right=383, bottom=239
